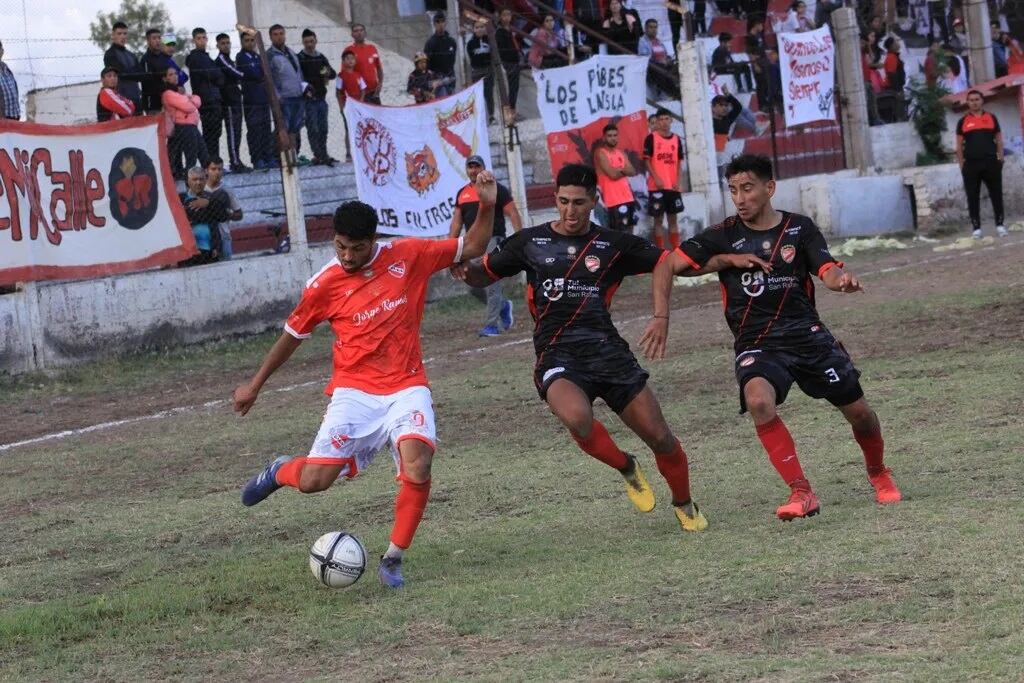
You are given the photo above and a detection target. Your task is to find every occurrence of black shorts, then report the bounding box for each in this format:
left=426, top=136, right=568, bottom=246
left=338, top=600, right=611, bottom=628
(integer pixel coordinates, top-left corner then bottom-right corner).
left=647, top=190, right=684, bottom=217
left=734, top=334, right=863, bottom=413
left=606, top=201, right=640, bottom=231
left=535, top=338, right=649, bottom=414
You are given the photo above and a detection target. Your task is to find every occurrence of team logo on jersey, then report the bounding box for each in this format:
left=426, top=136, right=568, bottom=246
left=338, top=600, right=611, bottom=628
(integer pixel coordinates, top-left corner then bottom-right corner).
left=585, top=255, right=601, bottom=272
left=330, top=429, right=351, bottom=450
left=739, top=355, right=756, bottom=367
left=388, top=260, right=407, bottom=278
left=354, top=117, right=397, bottom=187
left=781, top=245, right=796, bottom=263
left=405, top=146, right=441, bottom=196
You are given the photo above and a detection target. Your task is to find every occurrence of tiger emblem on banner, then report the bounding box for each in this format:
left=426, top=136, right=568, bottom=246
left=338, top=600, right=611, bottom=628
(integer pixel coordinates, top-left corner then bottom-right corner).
left=436, top=93, right=480, bottom=177
left=405, top=146, right=441, bottom=196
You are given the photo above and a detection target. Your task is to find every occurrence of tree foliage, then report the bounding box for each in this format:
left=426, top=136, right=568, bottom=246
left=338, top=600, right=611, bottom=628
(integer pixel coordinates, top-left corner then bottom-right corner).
left=88, top=0, right=188, bottom=57
left=910, top=76, right=950, bottom=166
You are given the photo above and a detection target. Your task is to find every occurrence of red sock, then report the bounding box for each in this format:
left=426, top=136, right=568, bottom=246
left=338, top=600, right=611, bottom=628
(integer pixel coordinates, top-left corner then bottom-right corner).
left=668, top=231, right=680, bottom=250
left=755, top=417, right=808, bottom=489
left=653, top=232, right=665, bottom=249
left=854, top=426, right=885, bottom=475
left=571, top=419, right=629, bottom=470
left=274, top=457, right=308, bottom=488
left=390, top=475, right=431, bottom=549
left=654, top=439, right=692, bottom=504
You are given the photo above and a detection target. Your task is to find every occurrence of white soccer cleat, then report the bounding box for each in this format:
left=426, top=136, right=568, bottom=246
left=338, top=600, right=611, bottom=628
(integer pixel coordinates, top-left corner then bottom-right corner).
left=996, top=225, right=1009, bottom=237
left=972, top=229, right=983, bottom=239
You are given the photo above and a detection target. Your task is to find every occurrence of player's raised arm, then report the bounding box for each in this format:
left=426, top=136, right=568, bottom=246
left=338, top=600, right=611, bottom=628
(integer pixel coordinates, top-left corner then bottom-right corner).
left=233, top=333, right=303, bottom=415
left=459, top=170, right=498, bottom=261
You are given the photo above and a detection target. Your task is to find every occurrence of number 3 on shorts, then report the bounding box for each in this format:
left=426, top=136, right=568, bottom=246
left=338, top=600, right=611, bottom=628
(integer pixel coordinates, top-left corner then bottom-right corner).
left=824, top=367, right=840, bottom=383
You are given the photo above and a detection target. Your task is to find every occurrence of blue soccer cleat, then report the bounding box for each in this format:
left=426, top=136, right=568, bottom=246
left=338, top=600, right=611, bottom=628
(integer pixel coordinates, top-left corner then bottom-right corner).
left=479, top=325, right=501, bottom=337
left=378, top=556, right=405, bottom=588
left=499, top=299, right=514, bottom=330
left=241, top=455, right=291, bottom=507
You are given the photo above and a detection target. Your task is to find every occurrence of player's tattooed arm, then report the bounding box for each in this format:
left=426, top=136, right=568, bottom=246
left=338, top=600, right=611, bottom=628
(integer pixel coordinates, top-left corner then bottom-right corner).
left=233, top=333, right=303, bottom=415
left=820, top=264, right=864, bottom=293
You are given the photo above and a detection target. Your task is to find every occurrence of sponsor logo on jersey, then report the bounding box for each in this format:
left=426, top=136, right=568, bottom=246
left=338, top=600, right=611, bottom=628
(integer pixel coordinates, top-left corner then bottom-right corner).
left=811, top=325, right=820, bottom=332
left=542, top=278, right=565, bottom=301
left=761, top=240, right=772, bottom=251
left=739, top=355, right=756, bottom=367
left=388, top=260, right=407, bottom=278
left=585, top=255, right=601, bottom=272
left=545, top=257, right=556, bottom=264
left=781, top=245, right=796, bottom=263
left=567, top=246, right=577, bottom=255
left=363, top=269, right=374, bottom=278
left=741, top=270, right=766, bottom=297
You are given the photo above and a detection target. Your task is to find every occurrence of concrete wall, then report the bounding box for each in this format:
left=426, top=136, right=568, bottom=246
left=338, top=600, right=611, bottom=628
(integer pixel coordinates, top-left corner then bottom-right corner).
left=899, top=157, right=1024, bottom=229
left=871, top=122, right=926, bottom=171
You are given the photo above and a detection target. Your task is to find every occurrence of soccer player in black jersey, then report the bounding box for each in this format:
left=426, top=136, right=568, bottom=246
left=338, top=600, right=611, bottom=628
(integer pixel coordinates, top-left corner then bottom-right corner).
left=456, top=164, right=768, bottom=532
left=641, top=155, right=902, bottom=521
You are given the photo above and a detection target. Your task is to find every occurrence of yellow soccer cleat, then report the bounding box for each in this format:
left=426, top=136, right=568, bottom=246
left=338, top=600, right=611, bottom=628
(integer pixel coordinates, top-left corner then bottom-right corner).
left=673, top=501, right=708, bottom=532
left=621, top=454, right=656, bottom=512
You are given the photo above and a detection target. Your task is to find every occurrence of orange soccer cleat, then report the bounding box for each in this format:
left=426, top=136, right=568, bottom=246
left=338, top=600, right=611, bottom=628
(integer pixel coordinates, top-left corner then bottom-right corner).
left=868, top=468, right=902, bottom=504
left=775, top=485, right=820, bottom=521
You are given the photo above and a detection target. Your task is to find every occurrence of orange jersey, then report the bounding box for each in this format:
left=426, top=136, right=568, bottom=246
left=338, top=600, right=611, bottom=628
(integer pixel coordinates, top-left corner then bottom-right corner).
left=285, top=237, right=463, bottom=396
left=596, top=147, right=634, bottom=207
left=643, top=132, right=684, bottom=191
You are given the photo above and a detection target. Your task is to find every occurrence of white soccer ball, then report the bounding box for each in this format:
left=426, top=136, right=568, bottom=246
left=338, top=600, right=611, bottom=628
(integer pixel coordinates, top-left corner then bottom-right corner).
left=308, top=531, right=367, bottom=588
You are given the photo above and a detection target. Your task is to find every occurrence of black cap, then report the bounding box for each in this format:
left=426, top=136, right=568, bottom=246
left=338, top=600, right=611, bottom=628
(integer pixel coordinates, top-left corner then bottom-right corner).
left=466, top=154, right=485, bottom=167
left=434, top=11, right=446, bottom=22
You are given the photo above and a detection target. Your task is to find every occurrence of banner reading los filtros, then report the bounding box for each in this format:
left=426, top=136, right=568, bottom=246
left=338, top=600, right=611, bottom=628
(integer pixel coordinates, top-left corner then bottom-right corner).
left=0, top=117, right=195, bottom=285
left=533, top=55, right=650, bottom=175
left=345, top=81, right=491, bottom=236
left=778, top=26, right=836, bottom=127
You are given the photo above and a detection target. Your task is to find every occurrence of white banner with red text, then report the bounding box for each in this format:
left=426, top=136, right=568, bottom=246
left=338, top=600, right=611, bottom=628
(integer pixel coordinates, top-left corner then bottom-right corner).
left=0, top=117, right=195, bottom=285
left=532, top=55, right=650, bottom=176
left=778, top=26, right=836, bottom=127
left=344, top=81, right=491, bottom=237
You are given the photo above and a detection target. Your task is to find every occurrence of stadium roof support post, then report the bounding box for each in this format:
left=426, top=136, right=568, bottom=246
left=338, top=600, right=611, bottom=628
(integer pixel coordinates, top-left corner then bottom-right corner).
left=833, top=7, right=874, bottom=173
left=964, top=0, right=996, bottom=85
left=677, top=41, right=726, bottom=223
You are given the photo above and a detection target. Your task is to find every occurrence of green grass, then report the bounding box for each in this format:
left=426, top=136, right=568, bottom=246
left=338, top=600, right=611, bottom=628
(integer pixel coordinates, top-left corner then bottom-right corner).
left=2, top=277, right=1023, bottom=680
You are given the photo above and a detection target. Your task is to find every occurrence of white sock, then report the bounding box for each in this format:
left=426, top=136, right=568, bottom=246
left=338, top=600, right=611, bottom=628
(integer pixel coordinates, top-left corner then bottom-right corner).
left=384, top=543, right=404, bottom=560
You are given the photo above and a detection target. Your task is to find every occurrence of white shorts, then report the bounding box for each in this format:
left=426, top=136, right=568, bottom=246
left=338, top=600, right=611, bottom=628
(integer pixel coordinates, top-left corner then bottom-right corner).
left=308, top=385, right=436, bottom=479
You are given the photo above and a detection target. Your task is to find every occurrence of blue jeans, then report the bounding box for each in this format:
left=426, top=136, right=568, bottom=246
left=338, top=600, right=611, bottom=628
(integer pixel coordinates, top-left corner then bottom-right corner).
left=280, top=97, right=305, bottom=134
left=304, top=98, right=329, bottom=160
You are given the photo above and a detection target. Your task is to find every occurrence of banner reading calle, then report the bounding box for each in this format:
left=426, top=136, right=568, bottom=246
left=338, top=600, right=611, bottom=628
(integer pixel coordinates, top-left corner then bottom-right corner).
left=0, top=117, right=195, bottom=285
left=344, top=81, right=491, bottom=237
left=778, top=25, right=836, bottom=127
left=533, top=55, right=650, bottom=177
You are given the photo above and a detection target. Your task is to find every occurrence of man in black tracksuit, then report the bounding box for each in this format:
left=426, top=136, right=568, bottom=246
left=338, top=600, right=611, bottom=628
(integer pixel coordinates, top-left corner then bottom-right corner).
left=187, top=28, right=225, bottom=162
left=102, top=21, right=144, bottom=112
left=140, top=28, right=169, bottom=113
left=237, top=31, right=275, bottom=169
left=955, top=89, right=1008, bottom=239
left=215, top=33, right=249, bottom=173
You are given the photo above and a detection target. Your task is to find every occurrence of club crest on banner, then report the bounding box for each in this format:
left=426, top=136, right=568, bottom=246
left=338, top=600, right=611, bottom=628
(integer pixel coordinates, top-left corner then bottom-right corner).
left=405, top=146, right=441, bottom=196
left=436, top=93, right=479, bottom=176
left=355, top=117, right=397, bottom=187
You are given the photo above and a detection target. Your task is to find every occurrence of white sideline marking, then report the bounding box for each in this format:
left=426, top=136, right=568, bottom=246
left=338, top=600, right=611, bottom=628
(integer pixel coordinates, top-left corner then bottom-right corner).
left=1, top=238, right=1020, bottom=454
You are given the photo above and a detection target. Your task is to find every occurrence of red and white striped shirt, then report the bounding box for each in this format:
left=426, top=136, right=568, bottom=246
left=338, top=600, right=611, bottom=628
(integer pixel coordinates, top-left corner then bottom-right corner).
left=97, top=87, right=136, bottom=121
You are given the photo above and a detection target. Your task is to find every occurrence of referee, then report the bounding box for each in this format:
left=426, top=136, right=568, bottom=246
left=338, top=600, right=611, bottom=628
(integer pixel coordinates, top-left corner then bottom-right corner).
left=956, top=90, right=1008, bottom=239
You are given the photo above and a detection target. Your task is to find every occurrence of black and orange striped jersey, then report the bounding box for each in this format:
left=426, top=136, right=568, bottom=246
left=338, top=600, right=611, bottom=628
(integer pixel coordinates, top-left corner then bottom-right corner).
left=956, top=111, right=1001, bottom=161
left=678, top=212, right=841, bottom=353
left=483, top=223, right=666, bottom=355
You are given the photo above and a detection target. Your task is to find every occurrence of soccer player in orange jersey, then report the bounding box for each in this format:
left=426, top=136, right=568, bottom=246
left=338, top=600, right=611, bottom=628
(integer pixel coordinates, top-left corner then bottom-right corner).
left=643, top=108, right=686, bottom=250
left=233, top=172, right=498, bottom=588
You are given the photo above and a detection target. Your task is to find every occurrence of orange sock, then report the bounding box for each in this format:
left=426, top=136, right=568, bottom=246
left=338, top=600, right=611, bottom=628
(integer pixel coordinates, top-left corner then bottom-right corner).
left=571, top=419, right=629, bottom=470
left=654, top=439, right=692, bottom=505
left=390, top=475, right=431, bottom=549
left=653, top=232, right=665, bottom=249
left=668, top=231, right=680, bottom=250
left=854, top=426, right=886, bottom=475
left=274, top=457, right=308, bottom=488
left=755, top=417, right=808, bottom=489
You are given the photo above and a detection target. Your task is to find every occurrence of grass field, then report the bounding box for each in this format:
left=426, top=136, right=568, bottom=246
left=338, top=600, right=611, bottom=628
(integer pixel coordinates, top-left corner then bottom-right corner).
left=2, top=238, right=1023, bottom=681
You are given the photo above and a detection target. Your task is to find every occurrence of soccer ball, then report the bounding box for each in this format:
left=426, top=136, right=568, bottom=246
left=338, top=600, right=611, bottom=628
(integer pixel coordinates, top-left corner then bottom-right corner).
left=308, top=531, right=367, bottom=588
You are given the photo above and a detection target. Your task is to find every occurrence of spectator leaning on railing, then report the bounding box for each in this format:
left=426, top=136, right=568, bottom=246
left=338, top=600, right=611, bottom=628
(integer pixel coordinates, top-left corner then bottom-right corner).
left=267, top=24, right=308, bottom=160
left=0, top=41, right=20, bottom=120
left=205, top=157, right=243, bottom=260
left=178, top=167, right=230, bottom=267
left=187, top=27, right=225, bottom=162
left=215, top=33, right=250, bottom=173
left=298, top=29, right=338, bottom=167
left=103, top=21, right=144, bottom=112
left=97, top=67, right=136, bottom=121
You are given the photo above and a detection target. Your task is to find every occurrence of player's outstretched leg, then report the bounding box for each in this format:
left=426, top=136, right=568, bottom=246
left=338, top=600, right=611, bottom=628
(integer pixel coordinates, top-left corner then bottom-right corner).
left=838, top=398, right=902, bottom=504
left=379, top=438, right=434, bottom=589
left=241, top=456, right=341, bottom=506
left=546, top=378, right=656, bottom=512
left=744, top=378, right=820, bottom=521
left=618, top=386, right=707, bottom=532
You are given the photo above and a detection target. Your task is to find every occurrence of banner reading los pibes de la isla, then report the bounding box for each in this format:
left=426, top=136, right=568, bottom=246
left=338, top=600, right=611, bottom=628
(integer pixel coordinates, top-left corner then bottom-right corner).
left=0, top=117, right=195, bottom=285
left=344, top=81, right=491, bottom=237
left=533, top=55, right=650, bottom=175
left=778, top=26, right=836, bottom=127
